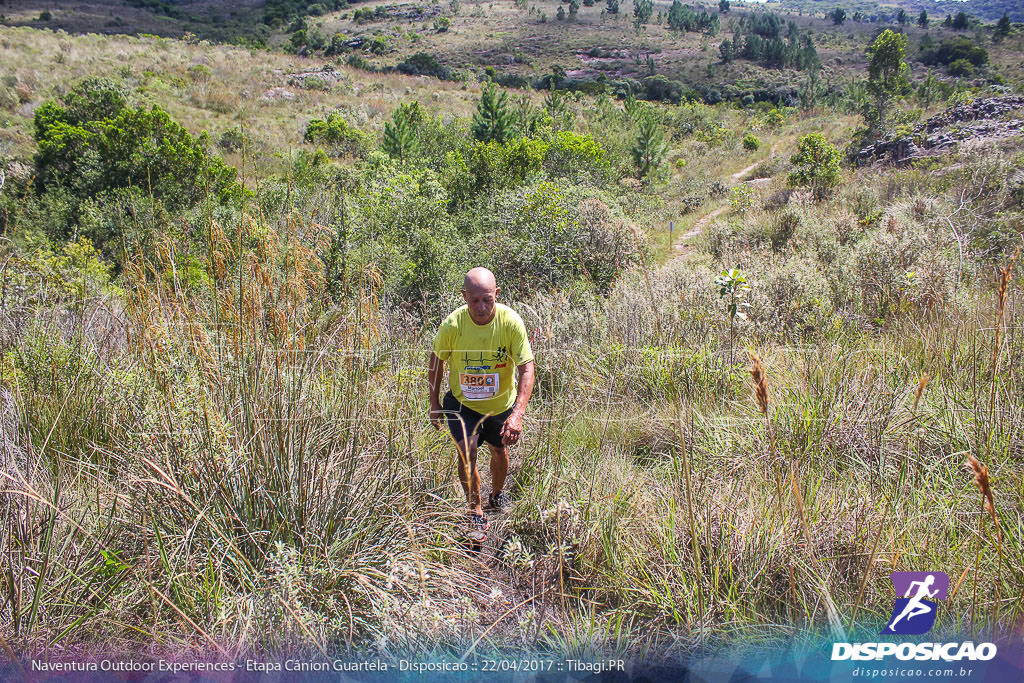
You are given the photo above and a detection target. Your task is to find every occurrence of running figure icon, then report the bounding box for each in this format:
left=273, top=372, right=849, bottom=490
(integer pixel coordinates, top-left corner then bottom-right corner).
left=883, top=571, right=949, bottom=635
left=886, top=575, right=938, bottom=632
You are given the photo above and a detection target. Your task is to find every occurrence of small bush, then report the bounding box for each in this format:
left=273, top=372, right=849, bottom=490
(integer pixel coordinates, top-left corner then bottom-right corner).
left=947, top=59, right=974, bottom=78
left=369, top=35, right=389, bottom=55
left=729, top=184, right=755, bottom=214
left=742, top=133, right=761, bottom=152
left=396, top=52, right=453, bottom=80
left=303, top=112, right=370, bottom=157
left=218, top=127, right=250, bottom=152
left=787, top=133, right=842, bottom=200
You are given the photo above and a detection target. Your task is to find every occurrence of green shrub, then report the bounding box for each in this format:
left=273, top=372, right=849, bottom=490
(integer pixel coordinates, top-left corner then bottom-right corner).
left=369, top=35, right=389, bottom=55
left=947, top=59, right=974, bottom=77
left=217, top=126, right=250, bottom=152
left=920, top=37, right=988, bottom=68
left=469, top=138, right=547, bottom=190
left=33, top=79, right=238, bottom=210
left=729, top=184, right=755, bottom=214
left=303, top=112, right=370, bottom=157
left=787, top=133, right=842, bottom=200
left=742, top=133, right=761, bottom=151
left=479, top=182, right=643, bottom=294
left=326, top=33, right=351, bottom=55
left=544, top=130, right=610, bottom=182
left=348, top=165, right=466, bottom=300
left=396, top=52, right=452, bottom=80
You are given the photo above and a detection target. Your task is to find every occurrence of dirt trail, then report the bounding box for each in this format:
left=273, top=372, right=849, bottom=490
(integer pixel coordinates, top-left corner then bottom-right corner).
left=680, top=205, right=727, bottom=241
left=730, top=140, right=781, bottom=183
left=672, top=140, right=782, bottom=255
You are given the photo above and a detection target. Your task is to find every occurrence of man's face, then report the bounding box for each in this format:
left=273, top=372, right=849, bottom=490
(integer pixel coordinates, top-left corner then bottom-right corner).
left=463, top=285, right=498, bottom=324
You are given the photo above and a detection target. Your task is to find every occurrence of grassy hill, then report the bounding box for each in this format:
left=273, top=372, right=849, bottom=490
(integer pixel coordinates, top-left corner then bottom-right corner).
left=1, top=3, right=1023, bottom=668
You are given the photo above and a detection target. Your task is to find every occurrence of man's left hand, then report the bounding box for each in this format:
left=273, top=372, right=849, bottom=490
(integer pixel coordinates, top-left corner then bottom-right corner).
left=501, top=412, right=523, bottom=446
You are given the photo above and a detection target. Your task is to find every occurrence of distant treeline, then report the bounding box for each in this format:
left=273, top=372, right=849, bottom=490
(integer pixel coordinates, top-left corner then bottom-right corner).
left=717, top=12, right=821, bottom=71
left=780, top=0, right=1021, bottom=23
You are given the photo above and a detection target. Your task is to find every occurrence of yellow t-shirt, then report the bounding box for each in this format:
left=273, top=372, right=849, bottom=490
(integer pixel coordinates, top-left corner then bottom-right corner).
left=432, top=303, right=534, bottom=415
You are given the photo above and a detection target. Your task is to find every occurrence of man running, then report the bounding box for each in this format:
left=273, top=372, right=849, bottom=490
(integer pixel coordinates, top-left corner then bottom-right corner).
left=428, top=267, right=535, bottom=536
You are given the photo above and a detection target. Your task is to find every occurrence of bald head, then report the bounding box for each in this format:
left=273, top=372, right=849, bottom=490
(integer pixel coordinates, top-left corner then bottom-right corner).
left=464, top=267, right=496, bottom=294
left=462, top=267, right=500, bottom=325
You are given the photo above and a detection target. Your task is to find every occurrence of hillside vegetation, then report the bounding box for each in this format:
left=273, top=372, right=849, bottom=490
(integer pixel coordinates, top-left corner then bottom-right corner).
left=1, top=7, right=1023, bottom=665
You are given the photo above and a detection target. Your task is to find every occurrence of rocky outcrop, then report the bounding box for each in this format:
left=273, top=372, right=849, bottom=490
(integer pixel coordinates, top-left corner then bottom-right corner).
left=855, top=96, right=1024, bottom=166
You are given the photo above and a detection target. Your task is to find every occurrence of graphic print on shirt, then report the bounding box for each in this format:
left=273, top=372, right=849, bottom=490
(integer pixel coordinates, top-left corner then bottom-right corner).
left=460, top=349, right=499, bottom=401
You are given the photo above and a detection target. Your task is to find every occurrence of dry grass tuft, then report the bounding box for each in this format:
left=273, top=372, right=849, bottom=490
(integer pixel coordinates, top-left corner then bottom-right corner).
left=966, top=454, right=997, bottom=527
left=912, top=373, right=930, bottom=414
left=749, top=351, right=769, bottom=416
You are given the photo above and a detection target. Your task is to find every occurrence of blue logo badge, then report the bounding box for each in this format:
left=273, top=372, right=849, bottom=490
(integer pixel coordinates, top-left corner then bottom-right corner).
left=883, top=572, right=949, bottom=635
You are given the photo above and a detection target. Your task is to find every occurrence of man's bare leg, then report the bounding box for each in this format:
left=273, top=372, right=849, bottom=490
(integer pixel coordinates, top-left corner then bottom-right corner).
left=455, top=435, right=483, bottom=515
left=488, top=443, right=509, bottom=497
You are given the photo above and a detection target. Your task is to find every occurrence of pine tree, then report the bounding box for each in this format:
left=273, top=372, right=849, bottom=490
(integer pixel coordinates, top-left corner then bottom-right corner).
left=569, top=0, right=579, bottom=19
left=606, top=0, right=619, bottom=14
left=996, top=12, right=1011, bottom=40
left=472, top=81, right=514, bottom=144
left=382, top=102, right=421, bottom=162
left=556, top=5, right=565, bottom=20
left=631, top=112, right=665, bottom=179
left=633, top=0, right=653, bottom=31
left=719, top=38, right=734, bottom=62
left=917, top=10, right=928, bottom=28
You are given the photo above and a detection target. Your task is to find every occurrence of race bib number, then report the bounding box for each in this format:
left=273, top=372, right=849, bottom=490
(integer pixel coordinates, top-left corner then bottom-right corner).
left=460, top=372, right=499, bottom=400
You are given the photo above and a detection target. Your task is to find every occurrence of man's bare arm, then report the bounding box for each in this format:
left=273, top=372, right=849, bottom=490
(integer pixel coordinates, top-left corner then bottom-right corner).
left=500, top=360, right=535, bottom=445
left=428, top=352, right=445, bottom=429
left=512, top=361, right=535, bottom=417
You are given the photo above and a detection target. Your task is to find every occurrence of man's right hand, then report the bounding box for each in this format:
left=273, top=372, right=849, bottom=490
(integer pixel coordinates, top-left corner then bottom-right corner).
left=429, top=404, right=443, bottom=430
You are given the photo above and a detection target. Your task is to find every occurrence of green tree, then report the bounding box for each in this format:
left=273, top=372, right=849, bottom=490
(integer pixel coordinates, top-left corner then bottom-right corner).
left=828, top=8, right=846, bottom=25
left=897, top=9, right=908, bottom=25
left=668, top=0, right=692, bottom=32
left=952, top=11, right=969, bottom=30
left=719, top=38, right=734, bottom=62
left=917, top=10, right=928, bottom=27
left=866, top=29, right=909, bottom=134
left=718, top=0, right=729, bottom=13
left=569, top=0, right=579, bottom=18
left=471, top=81, right=514, bottom=144
left=996, top=12, right=1011, bottom=40
left=556, top=5, right=566, bottom=20
left=787, top=132, right=842, bottom=200
left=630, top=112, right=665, bottom=179
left=382, top=102, right=423, bottom=162
left=606, top=0, right=619, bottom=14
left=634, top=0, right=653, bottom=25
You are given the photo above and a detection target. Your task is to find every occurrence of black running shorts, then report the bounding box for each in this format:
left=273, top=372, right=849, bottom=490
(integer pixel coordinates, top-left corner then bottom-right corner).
left=442, top=391, right=514, bottom=448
